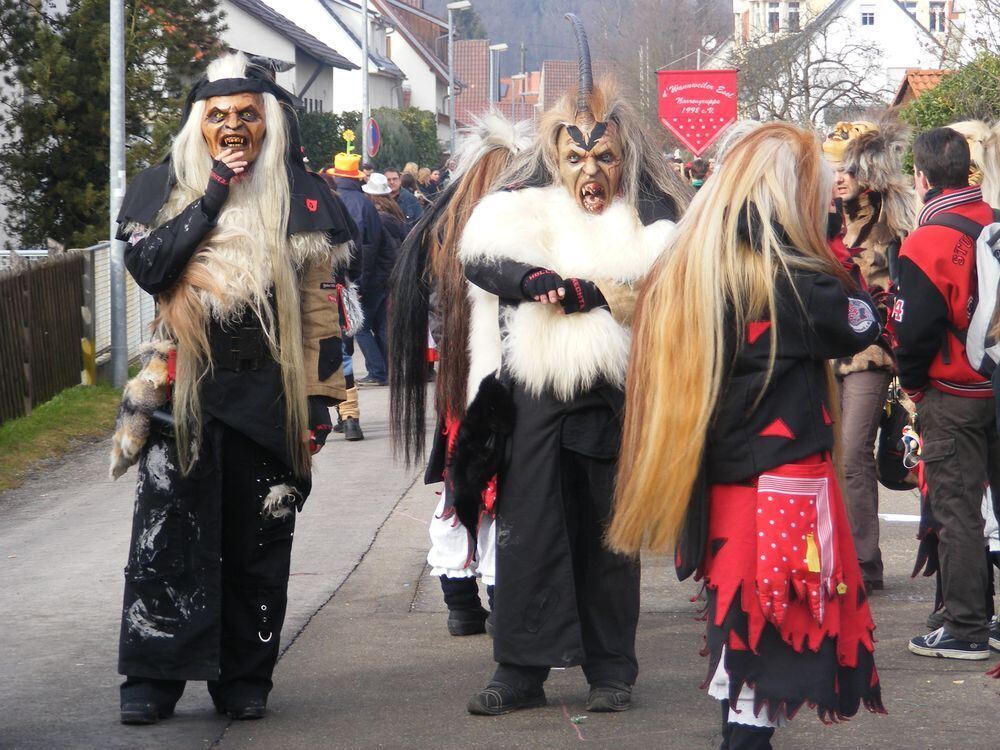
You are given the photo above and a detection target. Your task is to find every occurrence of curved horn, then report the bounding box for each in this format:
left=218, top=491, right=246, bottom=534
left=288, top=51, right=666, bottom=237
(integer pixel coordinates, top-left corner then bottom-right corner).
left=565, top=13, right=595, bottom=129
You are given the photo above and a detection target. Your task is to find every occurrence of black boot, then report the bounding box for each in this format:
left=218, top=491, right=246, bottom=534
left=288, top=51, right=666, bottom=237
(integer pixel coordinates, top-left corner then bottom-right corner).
left=727, top=724, right=775, bottom=750
left=586, top=680, right=632, bottom=712
left=440, top=575, right=487, bottom=636
left=343, top=417, right=364, bottom=441
left=467, top=664, right=548, bottom=716
left=120, top=677, right=185, bottom=725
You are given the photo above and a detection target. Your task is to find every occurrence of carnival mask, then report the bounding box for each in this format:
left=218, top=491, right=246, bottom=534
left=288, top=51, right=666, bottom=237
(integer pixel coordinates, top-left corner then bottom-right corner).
left=201, top=92, right=266, bottom=164
left=558, top=123, right=622, bottom=215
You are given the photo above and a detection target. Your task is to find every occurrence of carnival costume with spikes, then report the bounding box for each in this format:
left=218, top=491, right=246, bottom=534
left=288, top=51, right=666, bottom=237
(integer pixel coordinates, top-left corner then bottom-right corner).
left=110, top=52, right=353, bottom=722
left=457, top=15, right=688, bottom=716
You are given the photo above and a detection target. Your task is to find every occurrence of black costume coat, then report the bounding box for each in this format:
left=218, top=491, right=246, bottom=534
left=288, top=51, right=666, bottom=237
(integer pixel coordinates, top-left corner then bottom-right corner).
left=116, top=159, right=352, bottom=679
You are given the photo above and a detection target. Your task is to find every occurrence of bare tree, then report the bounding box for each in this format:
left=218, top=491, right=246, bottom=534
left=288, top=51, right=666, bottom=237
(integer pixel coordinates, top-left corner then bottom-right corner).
left=730, top=13, right=890, bottom=126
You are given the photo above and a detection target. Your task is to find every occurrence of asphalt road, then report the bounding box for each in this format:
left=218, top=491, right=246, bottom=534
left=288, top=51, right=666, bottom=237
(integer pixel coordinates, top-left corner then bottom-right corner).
left=2, top=382, right=1000, bottom=749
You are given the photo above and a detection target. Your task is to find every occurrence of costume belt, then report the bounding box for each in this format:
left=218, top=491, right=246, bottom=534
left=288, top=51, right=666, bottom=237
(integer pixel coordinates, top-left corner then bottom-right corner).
left=208, top=320, right=271, bottom=372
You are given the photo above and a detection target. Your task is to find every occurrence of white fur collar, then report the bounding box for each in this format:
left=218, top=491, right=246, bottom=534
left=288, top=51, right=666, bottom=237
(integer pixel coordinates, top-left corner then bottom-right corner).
left=461, top=185, right=674, bottom=401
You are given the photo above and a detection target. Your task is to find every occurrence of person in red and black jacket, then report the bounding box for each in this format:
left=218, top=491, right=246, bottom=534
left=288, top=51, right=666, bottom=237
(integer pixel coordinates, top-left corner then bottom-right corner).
left=890, top=126, right=1000, bottom=660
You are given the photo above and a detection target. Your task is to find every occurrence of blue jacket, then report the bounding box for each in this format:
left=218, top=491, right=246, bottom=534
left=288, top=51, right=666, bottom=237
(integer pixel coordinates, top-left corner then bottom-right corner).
left=334, top=176, right=383, bottom=289
left=394, top=187, right=423, bottom=230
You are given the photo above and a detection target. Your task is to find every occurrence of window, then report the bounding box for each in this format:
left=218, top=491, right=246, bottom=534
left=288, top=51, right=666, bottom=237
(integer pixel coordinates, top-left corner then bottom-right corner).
left=304, top=97, right=324, bottom=114
left=768, top=1, right=780, bottom=32
left=860, top=5, right=875, bottom=25
left=788, top=1, right=800, bottom=31
left=930, top=1, right=946, bottom=32
left=903, top=1, right=917, bottom=15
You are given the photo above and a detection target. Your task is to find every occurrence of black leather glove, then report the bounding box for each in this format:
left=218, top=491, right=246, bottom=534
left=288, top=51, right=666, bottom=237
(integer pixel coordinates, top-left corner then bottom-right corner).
left=308, top=396, right=332, bottom=455
left=559, top=278, right=608, bottom=315
left=521, top=267, right=565, bottom=300
left=202, top=159, right=238, bottom=219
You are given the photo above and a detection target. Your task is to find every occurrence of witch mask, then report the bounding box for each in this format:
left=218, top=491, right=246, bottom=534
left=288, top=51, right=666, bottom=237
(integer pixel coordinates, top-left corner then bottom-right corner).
left=201, top=92, right=266, bottom=164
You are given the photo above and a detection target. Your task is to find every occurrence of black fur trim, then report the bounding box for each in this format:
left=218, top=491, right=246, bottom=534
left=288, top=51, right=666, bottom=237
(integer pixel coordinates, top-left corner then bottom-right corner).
left=446, top=375, right=515, bottom=536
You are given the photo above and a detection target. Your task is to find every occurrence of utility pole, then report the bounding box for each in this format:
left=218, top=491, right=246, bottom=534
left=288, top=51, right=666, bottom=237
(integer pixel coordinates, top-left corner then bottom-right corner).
left=361, top=0, right=370, bottom=161
left=446, top=1, right=471, bottom=157
left=109, top=0, right=127, bottom=388
left=520, top=41, right=526, bottom=77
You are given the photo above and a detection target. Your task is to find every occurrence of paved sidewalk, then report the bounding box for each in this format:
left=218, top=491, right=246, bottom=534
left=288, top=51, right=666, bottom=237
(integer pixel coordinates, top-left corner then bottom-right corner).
left=2, top=380, right=1000, bottom=749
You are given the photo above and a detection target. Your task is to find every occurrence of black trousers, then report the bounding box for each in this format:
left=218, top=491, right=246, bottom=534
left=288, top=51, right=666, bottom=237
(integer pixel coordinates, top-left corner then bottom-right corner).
left=121, top=426, right=296, bottom=709
left=494, top=448, right=640, bottom=690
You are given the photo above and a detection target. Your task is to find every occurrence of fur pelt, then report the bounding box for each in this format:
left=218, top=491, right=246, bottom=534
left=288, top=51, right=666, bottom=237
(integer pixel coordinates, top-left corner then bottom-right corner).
left=262, top=482, right=303, bottom=520
left=843, top=118, right=917, bottom=238
left=109, top=341, right=175, bottom=479
left=446, top=374, right=515, bottom=536
left=460, top=184, right=675, bottom=401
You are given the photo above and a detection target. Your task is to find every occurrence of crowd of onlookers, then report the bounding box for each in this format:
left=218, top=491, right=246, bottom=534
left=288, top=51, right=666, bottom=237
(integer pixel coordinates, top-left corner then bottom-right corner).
left=318, top=153, right=454, bottom=441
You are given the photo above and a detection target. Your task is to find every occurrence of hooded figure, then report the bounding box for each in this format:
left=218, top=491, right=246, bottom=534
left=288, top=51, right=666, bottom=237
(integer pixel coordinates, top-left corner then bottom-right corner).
left=110, top=52, right=353, bottom=725
left=823, top=118, right=916, bottom=594
left=457, top=14, right=689, bottom=716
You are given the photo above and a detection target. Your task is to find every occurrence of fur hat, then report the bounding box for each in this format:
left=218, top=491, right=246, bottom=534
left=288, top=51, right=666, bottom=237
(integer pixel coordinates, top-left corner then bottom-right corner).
left=843, top=117, right=917, bottom=240
left=822, top=121, right=877, bottom=162
left=843, top=117, right=911, bottom=194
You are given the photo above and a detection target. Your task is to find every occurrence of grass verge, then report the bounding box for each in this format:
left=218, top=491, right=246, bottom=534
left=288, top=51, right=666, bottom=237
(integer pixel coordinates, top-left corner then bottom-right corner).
left=0, top=384, right=121, bottom=493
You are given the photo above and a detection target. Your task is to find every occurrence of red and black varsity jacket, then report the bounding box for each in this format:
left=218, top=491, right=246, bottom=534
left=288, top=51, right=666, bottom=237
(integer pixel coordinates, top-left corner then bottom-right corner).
left=889, top=186, right=993, bottom=398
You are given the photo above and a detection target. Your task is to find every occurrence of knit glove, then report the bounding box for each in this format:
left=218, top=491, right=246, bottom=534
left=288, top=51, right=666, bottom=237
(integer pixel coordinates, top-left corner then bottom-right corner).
left=559, top=278, right=608, bottom=315
left=202, top=158, right=238, bottom=219
left=308, top=396, right=332, bottom=455
left=521, top=267, right=565, bottom=300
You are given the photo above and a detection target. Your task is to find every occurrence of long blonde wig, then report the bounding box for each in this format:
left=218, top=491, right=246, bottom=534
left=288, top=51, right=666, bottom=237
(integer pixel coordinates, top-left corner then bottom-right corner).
left=608, top=123, right=850, bottom=556
left=151, top=53, right=310, bottom=477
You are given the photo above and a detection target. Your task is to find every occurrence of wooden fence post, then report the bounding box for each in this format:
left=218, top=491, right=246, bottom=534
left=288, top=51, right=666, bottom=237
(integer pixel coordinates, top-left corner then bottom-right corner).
left=81, top=248, right=97, bottom=385
left=19, top=268, right=32, bottom=417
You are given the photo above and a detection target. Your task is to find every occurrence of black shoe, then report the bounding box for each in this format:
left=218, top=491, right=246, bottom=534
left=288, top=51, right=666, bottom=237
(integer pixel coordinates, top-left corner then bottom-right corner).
left=214, top=697, right=267, bottom=720
left=333, top=414, right=344, bottom=433
left=467, top=682, right=546, bottom=715
left=586, top=681, right=632, bottom=712
left=343, top=417, right=364, bottom=441
left=908, top=626, right=990, bottom=660
left=120, top=701, right=173, bottom=725
left=447, top=606, right=488, bottom=636
left=356, top=376, right=386, bottom=387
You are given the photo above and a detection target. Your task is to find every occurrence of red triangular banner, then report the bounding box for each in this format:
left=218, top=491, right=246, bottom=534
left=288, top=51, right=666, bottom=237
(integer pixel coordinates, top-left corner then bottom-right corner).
left=657, top=69, right=738, bottom=157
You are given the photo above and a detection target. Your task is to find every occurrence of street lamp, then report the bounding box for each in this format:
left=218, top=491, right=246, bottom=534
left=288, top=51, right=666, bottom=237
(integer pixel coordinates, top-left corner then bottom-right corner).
left=488, top=42, right=508, bottom=103
left=447, top=0, right=471, bottom=157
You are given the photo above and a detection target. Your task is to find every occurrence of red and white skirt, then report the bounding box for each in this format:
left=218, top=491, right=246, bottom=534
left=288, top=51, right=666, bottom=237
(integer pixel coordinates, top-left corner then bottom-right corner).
left=700, top=455, right=886, bottom=725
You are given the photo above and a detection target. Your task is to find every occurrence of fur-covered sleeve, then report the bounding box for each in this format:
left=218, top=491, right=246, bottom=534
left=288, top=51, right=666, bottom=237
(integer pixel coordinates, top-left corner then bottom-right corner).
left=299, top=254, right=347, bottom=403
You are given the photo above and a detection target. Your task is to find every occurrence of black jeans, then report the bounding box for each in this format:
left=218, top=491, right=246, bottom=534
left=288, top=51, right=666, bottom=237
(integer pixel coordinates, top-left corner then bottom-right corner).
left=918, top=389, right=1000, bottom=642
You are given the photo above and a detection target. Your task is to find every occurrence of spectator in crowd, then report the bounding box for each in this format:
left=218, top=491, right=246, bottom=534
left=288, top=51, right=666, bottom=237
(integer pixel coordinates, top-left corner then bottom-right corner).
left=892, top=127, right=1000, bottom=660
left=687, top=158, right=709, bottom=190
left=416, top=167, right=434, bottom=206
left=401, top=171, right=418, bottom=194
left=331, top=153, right=388, bottom=390
left=822, top=120, right=916, bottom=595
left=361, top=162, right=375, bottom=183
left=385, top=167, right=423, bottom=230
left=403, top=161, right=420, bottom=181
left=354, top=173, right=405, bottom=387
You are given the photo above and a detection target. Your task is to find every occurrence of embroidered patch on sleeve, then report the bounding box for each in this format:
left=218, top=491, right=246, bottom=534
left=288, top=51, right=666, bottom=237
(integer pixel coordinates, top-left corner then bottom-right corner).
left=847, top=297, right=877, bottom=333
